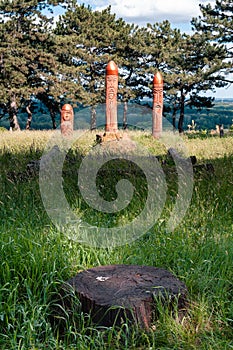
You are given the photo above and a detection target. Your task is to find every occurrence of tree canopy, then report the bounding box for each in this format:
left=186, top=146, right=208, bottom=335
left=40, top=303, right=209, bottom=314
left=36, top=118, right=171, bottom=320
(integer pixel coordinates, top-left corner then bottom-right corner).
left=0, top=0, right=72, bottom=128
left=0, top=0, right=231, bottom=131
left=192, top=0, right=233, bottom=44
left=192, top=0, right=233, bottom=79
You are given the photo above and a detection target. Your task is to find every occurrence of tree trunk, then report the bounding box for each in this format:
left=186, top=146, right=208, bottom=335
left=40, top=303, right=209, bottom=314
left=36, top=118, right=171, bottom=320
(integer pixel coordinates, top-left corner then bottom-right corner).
left=58, top=264, right=188, bottom=330
left=49, top=107, right=57, bottom=129
left=178, top=90, right=185, bottom=134
left=26, top=104, right=32, bottom=130
left=172, top=108, right=176, bottom=131
left=123, top=101, right=128, bottom=129
left=9, top=97, right=20, bottom=131
left=0, top=53, right=4, bottom=74
left=90, top=106, right=96, bottom=130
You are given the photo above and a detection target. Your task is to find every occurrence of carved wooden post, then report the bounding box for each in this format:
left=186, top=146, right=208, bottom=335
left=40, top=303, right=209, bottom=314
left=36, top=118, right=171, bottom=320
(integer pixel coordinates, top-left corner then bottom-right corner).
left=105, top=60, right=118, bottom=133
left=152, top=72, right=163, bottom=138
left=60, top=104, right=74, bottom=137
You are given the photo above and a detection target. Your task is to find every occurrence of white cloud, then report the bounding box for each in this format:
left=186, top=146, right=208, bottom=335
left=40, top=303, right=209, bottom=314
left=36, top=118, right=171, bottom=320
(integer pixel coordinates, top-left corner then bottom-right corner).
left=110, top=0, right=196, bottom=23
left=81, top=0, right=216, bottom=25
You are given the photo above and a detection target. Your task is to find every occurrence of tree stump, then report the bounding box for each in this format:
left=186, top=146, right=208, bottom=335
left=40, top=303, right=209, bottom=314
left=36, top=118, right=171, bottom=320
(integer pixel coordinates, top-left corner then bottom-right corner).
left=61, top=265, right=188, bottom=330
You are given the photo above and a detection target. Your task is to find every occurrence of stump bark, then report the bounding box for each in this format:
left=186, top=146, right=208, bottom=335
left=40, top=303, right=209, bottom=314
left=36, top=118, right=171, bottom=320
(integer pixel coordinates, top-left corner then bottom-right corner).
left=61, top=265, right=188, bottom=329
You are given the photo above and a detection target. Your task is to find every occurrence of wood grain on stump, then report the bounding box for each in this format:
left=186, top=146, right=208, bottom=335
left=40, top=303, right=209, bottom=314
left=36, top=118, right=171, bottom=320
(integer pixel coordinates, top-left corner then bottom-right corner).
left=62, top=265, right=188, bottom=329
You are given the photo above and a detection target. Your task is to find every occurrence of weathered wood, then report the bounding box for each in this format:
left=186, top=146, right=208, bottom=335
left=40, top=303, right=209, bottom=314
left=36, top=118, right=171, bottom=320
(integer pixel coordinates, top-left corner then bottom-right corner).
left=168, top=147, right=193, bottom=164
left=152, top=72, right=163, bottom=139
left=105, top=60, right=118, bottom=133
left=61, top=265, right=188, bottom=330
left=167, top=148, right=214, bottom=175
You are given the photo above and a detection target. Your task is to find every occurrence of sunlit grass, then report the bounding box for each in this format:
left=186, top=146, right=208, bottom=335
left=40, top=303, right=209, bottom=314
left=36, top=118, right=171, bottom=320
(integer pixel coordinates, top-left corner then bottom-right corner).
left=184, top=134, right=233, bottom=160
left=0, top=130, right=233, bottom=349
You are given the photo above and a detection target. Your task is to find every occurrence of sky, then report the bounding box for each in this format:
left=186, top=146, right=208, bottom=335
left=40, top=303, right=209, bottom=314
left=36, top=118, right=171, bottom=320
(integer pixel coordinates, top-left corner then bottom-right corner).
left=79, top=0, right=212, bottom=30
left=53, top=0, right=232, bottom=99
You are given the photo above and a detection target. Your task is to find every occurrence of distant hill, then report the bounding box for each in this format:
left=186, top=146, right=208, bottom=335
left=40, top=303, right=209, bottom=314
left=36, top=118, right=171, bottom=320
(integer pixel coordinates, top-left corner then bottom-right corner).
left=0, top=100, right=233, bottom=131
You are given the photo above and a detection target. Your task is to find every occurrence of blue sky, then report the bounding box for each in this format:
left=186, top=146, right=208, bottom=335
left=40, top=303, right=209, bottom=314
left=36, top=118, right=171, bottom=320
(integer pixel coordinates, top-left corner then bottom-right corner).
left=52, top=0, right=232, bottom=99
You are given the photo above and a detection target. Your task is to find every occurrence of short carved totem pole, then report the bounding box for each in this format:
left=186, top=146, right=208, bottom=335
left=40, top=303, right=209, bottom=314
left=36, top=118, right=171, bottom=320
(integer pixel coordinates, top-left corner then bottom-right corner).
left=60, top=104, right=74, bottom=137
left=152, top=72, right=163, bottom=138
left=102, top=60, right=121, bottom=141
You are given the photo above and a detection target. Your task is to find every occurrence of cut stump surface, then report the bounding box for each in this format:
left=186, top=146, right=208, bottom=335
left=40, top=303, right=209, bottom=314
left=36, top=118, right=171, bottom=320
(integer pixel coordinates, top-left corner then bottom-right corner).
left=63, top=265, right=188, bottom=329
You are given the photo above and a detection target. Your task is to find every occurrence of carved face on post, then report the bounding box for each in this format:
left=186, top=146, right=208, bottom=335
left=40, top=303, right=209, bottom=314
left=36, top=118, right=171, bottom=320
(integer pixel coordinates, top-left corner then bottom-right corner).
left=152, top=72, right=163, bottom=139
left=105, top=61, right=118, bottom=133
left=61, top=104, right=74, bottom=121
left=61, top=104, right=74, bottom=136
left=153, top=87, right=163, bottom=106
left=107, top=76, right=117, bottom=101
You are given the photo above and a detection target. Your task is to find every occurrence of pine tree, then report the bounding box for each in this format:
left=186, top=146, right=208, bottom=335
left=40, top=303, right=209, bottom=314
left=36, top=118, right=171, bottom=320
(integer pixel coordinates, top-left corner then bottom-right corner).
left=0, top=0, right=68, bottom=129
left=192, top=0, right=233, bottom=44
left=55, top=3, right=136, bottom=127
left=165, top=30, right=228, bottom=132
left=56, top=4, right=118, bottom=102
left=192, top=0, right=233, bottom=84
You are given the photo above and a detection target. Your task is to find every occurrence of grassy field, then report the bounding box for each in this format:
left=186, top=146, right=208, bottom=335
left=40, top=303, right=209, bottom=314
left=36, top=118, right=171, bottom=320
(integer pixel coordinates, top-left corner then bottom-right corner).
left=0, top=130, right=233, bottom=349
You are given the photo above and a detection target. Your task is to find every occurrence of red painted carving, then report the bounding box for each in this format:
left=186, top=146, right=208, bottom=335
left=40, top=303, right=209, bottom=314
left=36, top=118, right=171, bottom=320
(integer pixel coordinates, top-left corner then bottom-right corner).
left=152, top=72, right=163, bottom=138
left=105, top=60, right=118, bottom=133
left=60, top=104, right=74, bottom=137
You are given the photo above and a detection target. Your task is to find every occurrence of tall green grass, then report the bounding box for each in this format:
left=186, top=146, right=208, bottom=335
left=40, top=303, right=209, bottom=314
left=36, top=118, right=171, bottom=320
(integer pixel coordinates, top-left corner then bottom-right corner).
left=0, top=130, right=233, bottom=349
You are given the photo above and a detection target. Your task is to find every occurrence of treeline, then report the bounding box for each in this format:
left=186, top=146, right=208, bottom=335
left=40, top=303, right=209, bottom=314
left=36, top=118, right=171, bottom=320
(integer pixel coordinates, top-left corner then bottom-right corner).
left=1, top=101, right=232, bottom=132
left=0, top=0, right=232, bottom=132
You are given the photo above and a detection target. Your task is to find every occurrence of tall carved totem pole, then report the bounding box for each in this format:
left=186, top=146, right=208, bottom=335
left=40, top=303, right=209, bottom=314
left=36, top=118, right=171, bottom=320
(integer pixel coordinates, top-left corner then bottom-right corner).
left=102, top=60, right=120, bottom=141
left=152, top=72, right=163, bottom=138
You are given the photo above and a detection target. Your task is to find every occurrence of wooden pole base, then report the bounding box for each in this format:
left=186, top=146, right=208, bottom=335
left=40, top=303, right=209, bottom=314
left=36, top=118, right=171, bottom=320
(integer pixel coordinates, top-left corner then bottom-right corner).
left=98, top=131, right=122, bottom=143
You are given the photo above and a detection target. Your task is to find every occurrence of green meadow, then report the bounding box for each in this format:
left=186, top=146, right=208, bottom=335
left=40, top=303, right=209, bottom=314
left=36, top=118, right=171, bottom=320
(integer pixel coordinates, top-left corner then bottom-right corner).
left=0, top=130, right=233, bottom=349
